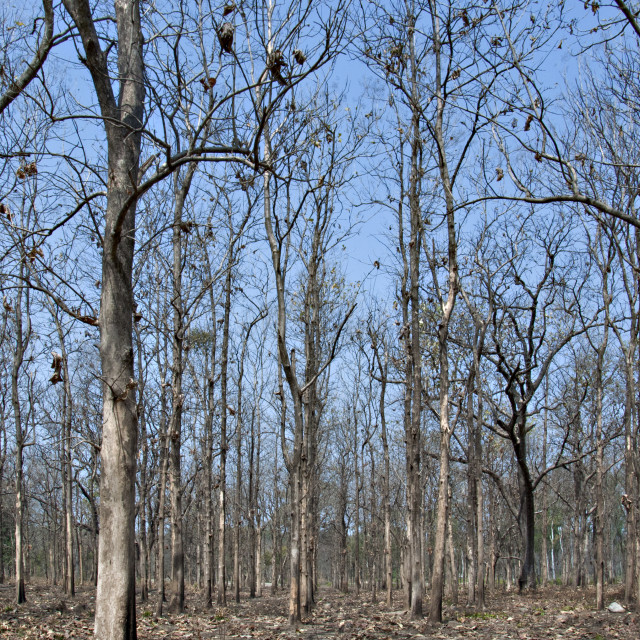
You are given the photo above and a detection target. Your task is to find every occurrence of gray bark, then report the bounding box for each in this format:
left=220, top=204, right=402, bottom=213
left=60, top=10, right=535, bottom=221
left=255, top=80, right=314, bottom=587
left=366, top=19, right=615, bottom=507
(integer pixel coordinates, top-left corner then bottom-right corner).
left=0, top=1, right=55, bottom=116
left=61, top=3, right=145, bottom=635
left=12, top=272, right=29, bottom=605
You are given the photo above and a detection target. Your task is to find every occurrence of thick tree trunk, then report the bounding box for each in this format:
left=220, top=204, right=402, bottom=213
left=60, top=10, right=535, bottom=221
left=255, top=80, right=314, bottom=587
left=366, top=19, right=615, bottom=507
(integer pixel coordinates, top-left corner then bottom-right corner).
left=516, top=434, right=537, bottom=591
left=62, top=2, right=145, bottom=636
left=288, top=468, right=302, bottom=624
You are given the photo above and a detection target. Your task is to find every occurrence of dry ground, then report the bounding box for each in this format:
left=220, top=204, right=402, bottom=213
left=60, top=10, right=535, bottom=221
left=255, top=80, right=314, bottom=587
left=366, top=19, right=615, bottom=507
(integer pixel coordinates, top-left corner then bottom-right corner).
left=0, top=581, right=637, bottom=639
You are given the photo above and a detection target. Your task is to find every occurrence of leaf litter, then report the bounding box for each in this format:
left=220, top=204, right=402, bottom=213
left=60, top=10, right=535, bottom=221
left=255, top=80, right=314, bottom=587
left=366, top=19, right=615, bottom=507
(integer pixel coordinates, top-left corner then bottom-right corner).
left=0, top=582, right=637, bottom=639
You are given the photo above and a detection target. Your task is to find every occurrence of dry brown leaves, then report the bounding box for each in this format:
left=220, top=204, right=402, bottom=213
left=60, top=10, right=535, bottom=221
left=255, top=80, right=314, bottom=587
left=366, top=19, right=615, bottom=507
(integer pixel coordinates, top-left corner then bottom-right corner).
left=0, top=582, right=637, bottom=639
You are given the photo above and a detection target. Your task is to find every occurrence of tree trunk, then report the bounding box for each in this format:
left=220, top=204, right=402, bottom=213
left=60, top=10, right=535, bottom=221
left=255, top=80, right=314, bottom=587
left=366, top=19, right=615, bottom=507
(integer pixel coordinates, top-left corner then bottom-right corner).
left=233, top=408, right=242, bottom=604
left=63, top=383, right=75, bottom=597
left=233, top=318, right=260, bottom=603
left=372, top=341, right=393, bottom=608
left=428, top=0, right=459, bottom=622
left=354, top=412, right=361, bottom=597
left=263, top=128, right=304, bottom=626
left=466, top=362, right=478, bottom=606
left=288, top=467, right=302, bottom=624
left=0, top=438, right=4, bottom=585
left=202, top=289, right=218, bottom=608
left=217, top=261, right=232, bottom=607
left=474, top=360, right=485, bottom=609
left=273, top=375, right=284, bottom=597
left=62, top=2, right=145, bottom=636
left=516, top=431, right=537, bottom=591
left=407, top=12, right=423, bottom=616
left=624, top=355, right=637, bottom=603
left=429, top=427, right=451, bottom=622
left=76, top=501, right=83, bottom=587
left=167, top=162, right=199, bottom=614
left=541, top=377, right=549, bottom=587
left=447, top=503, right=458, bottom=605
left=255, top=521, right=262, bottom=597
left=155, top=394, right=169, bottom=617
left=51, top=314, right=75, bottom=598
left=250, top=390, right=262, bottom=599
left=12, top=275, right=29, bottom=605
left=135, top=323, right=149, bottom=604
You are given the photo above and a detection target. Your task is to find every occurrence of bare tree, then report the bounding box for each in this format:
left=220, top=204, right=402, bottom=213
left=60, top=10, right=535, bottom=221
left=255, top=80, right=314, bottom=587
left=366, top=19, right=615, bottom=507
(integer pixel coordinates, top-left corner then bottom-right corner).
left=360, top=0, right=555, bottom=618
left=60, top=2, right=145, bottom=634
left=368, top=315, right=394, bottom=607
left=586, top=222, right=615, bottom=609
left=0, top=1, right=59, bottom=116
left=49, top=307, right=75, bottom=597
left=482, top=209, right=592, bottom=591
left=11, top=266, right=30, bottom=604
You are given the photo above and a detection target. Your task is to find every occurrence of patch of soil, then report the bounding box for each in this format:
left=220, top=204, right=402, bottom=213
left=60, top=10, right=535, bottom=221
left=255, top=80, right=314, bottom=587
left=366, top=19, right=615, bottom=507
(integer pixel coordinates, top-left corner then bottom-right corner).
left=0, top=581, right=637, bottom=639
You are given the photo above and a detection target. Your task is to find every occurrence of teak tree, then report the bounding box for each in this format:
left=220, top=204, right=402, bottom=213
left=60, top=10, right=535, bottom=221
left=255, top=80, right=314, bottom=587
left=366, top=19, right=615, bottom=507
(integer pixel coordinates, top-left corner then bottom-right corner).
left=60, top=2, right=145, bottom=636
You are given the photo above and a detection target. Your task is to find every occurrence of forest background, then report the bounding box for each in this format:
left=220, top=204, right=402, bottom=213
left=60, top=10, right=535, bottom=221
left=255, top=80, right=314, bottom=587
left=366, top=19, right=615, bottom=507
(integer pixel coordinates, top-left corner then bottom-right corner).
left=0, top=0, right=640, bottom=637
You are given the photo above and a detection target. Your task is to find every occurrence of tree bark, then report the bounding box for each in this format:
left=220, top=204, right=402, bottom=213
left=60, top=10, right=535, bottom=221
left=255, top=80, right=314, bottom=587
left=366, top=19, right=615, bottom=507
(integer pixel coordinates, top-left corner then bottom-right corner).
left=354, top=411, right=361, bottom=597
left=428, top=0, right=459, bottom=621
left=61, top=2, right=144, bottom=636
left=155, top=389, right=169, bottom=617
left=12, top=273, right=29, bottom=605
left=203, top=307, right=217, bottom=608
left=167, top=166, right=196, bottom=615
left=541, top=376, right=549, bottom=587
left=217, top=258, right=232, bottom=606
left=515, top=418, right=537, bottom=591
left=371, top=338, right=393, bottom=608
left=134, top=323, right=149, bottom=603
left=52, top=313, right=75, bottom=597
left=233, top=395, right=242, bottom=604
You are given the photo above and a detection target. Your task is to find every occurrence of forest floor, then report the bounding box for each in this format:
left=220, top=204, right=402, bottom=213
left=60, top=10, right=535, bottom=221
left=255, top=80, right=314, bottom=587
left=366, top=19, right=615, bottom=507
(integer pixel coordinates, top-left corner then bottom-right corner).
left=0, top=581, right=637, bottom=639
